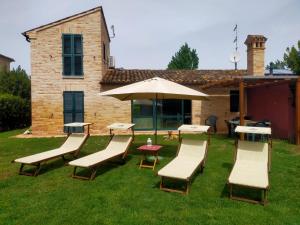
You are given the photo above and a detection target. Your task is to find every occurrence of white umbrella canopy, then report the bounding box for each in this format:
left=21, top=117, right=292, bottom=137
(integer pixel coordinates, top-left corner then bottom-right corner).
left=99, top=77, right=208, bottom=100
left=99, top=76, right=209, bottom=143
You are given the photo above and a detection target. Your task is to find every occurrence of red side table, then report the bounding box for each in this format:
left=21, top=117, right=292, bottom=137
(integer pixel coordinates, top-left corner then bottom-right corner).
left=138, top=145, right=162, bottom=170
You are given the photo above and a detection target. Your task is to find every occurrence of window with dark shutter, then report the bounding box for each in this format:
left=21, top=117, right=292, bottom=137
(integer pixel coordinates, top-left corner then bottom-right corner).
left=230, top=90, right=239, bottom=112
left=62, top=34, right=83, bottom=76
left=103, top=43, right=106, bottom=62
left=63, top=91, right=84, bottom=133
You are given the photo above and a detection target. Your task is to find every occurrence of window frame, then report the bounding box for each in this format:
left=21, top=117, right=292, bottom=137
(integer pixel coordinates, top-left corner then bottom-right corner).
left=131, top=99, right=192, bottom=131
left=62, top=34, right=83, bottom=76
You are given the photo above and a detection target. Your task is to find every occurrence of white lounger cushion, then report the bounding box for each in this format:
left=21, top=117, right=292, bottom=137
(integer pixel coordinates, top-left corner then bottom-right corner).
left=14, top=134, right=88, bottom=164
left=69, top=136, right=132, bottom=168
left=228, top=140, right=269, bottom=189
left=158, top=139, right=207, bottom=180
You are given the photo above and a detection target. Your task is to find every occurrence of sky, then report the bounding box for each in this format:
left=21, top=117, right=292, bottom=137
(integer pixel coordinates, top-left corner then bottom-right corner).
left=0, top=0, right=300, bottom=74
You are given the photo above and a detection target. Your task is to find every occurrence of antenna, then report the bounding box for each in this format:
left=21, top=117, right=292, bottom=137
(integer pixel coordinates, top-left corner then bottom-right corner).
left=110, top=25, right=115, bottom=38
left=230, top=24, right=240, bottom=70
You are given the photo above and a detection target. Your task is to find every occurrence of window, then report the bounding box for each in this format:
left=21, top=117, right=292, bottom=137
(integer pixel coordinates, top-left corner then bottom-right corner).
left=63, top=91, right=84, bottom=133
left=132, top=99, right=191, bottom=130
left=230, top=90, right=239, bottom=112
left=103, top=43, right=106, bottom=61
left=62, top=34, right=83, bottom=76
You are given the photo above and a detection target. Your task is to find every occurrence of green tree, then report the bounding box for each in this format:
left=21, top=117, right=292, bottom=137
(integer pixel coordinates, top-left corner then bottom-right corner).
left=284, top=40, right=300, bottom=74
left=0, top=66, right=31, bottom=130
left=0, top=66, right=31, bottom=100
left=167, top=43, right=199, bottom=69
left=266, top=59, right=287, bottom=70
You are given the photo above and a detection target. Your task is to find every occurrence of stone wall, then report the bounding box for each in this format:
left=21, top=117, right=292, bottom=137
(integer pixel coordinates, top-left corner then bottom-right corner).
left=0, top=58, right=10, bottom=72
left=192, top=87, right=240, bottom=133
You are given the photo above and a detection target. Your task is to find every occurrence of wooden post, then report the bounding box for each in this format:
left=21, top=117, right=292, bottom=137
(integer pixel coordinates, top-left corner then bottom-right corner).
left=239, top=80, right=245, bottom=140
left=295, top=79, right=300, bottom=145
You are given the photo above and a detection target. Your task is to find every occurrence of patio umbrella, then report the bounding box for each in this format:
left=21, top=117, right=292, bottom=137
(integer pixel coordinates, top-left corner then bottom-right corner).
left=100, top=77, right=208, bottom=143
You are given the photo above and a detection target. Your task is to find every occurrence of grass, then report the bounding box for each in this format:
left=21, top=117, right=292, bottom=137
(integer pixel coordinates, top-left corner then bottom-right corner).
left=0, top=129, right=300, bottom=225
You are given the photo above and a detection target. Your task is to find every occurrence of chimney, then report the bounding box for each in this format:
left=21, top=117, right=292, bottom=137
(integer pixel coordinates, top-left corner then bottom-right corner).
left=244, top=35, right=267, bottom=76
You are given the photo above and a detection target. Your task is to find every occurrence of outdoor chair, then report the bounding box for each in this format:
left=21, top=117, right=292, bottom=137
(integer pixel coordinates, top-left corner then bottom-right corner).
left=205, top=115, right=217, bottom=133
left=12, top=123, right=91, bottom=176
left=69, top=123, right=134, bottom=180
left=228, top=126, right=272, bottom=205
left=158, top=125, right=210, bottom=194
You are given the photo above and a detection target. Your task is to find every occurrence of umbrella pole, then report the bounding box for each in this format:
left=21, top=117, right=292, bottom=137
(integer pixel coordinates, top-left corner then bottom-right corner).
left=155, top=94, right=158, bottom=144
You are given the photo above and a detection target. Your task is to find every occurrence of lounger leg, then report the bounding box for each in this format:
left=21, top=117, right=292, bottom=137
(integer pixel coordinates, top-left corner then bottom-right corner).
left=160, top=177, right=164, bottom=190
left=18, top=163, right=41, bottom=177
left=185, top=180, right=190, bottom=194
left=262, top=189, right=267, bottom=205
left=90, top=167, right=97, bottom=180
left=33, top=164, right=41, bottom=177
left=200, top=165, right=204, bottom=173
left=19, top=164, right=25, bottom=174
left=229, top=184, right=233, bottom=199
left=153, top=157, right=158, bottom=170
left=72, top=167, right=77, bottom=177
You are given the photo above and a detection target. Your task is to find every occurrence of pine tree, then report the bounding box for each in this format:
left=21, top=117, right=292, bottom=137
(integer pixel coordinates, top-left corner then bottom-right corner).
left=284, top=40, right=300, bottom=74
left=266, top=59, right=287, bottom=70
left=167, top=43, right=199, bottom=70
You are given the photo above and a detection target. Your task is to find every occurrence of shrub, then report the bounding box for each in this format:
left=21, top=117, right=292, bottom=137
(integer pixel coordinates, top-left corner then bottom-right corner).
left=0, top=94, right=31, bottom=131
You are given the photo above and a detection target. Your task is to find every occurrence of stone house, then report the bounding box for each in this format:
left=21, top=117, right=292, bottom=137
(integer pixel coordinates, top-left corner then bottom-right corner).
left=23, top=6, right=282, bottom=136
left=0, top=54, right=14, bottom=72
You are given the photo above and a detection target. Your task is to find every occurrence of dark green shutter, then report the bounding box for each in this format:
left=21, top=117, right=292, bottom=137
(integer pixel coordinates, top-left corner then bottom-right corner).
left=63, top=91, right=84, bottom=133
left=62, top=34, right=83, bottom=76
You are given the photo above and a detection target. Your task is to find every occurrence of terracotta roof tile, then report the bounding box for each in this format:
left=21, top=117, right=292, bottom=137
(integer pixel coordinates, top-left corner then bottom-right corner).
left=101, top=69, right=247, bottom=86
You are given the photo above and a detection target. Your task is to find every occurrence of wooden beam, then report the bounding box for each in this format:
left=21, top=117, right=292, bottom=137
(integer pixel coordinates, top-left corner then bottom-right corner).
left=239, top=80, right=245, bottom=140
left=295, top=78, right=300, bottom=145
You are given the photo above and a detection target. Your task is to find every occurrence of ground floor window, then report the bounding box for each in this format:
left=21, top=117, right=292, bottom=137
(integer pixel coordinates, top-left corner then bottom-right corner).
left=132, top=99, right=191, bottom=130
left=230, top=90, right=239, bottom=112
left=63, top=91, right=84, bottom=133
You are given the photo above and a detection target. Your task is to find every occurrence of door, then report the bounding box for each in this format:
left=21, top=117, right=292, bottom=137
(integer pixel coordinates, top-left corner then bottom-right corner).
left=63, top=91, right=84, bottom=133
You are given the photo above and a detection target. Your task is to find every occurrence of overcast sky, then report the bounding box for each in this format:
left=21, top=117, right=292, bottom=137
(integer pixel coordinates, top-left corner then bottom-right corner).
left=1, top=0, right=299, bottom=74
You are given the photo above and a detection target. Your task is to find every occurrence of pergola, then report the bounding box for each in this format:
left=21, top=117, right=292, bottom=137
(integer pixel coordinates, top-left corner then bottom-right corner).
left=203, top=75, right=300, bottom=144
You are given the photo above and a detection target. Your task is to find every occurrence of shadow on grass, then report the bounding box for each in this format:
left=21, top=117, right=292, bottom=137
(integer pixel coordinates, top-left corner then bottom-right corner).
left=153, top=168, right=205, bottom=193
left=220, top=182, right=263, bottom=202
left=73, top=156, right=133, bottom=180
left=222, top=162, right=233, bottom=171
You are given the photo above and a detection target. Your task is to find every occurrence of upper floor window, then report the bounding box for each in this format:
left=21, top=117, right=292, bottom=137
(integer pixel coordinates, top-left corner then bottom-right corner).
left=62, top=34, right=83, bottom=76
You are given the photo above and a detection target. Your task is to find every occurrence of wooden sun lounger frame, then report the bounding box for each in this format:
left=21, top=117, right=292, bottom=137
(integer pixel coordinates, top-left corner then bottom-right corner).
left=228, top=129, right=272, bottom=205
left=11, top=123, right=91, bottom=177
left=159, top=126, right=210, bottom=194
left=71, top=124, right=135, bottom=180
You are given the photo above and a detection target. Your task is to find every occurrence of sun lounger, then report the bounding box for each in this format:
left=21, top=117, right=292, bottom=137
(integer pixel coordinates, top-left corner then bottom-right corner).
left=12, top=123, right=91, bottom=176
left=228, top=126, right=272, bottom=205
left=158, top=125, right=210, bottom=194
left=69, top=123, right=135, bottom=180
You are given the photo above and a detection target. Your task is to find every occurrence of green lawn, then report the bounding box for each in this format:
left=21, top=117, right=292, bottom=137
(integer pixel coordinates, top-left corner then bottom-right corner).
left=0, top=129, right=300, bottom=225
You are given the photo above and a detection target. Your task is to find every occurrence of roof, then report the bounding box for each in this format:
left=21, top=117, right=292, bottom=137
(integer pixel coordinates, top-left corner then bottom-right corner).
left=101, top=69, right=247, bottom=86
left=0, top=54, right=14, bottom=62
left=22, top=6, right=110, bottom=42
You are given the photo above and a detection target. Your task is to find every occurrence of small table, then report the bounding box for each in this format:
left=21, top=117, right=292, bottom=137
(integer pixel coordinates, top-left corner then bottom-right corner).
left=138, top=145, right=162, bottom=170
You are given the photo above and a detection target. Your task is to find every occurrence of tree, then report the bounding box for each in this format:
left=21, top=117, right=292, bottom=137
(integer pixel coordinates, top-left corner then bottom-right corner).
left=284, top=40, right=300, bottom=74
left=167, top=43, right=199, bottom=70
left=0, top=66, right=31, bottom=130
left=0, top=66, right=31, bottom=100
left=266, top=59, right=287, bottom=70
